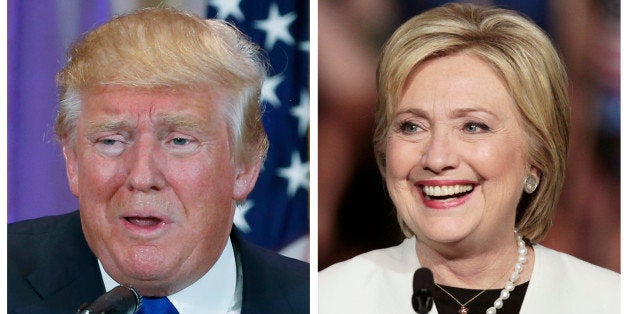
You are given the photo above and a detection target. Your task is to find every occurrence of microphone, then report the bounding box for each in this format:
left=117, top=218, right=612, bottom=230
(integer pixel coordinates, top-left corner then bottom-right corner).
left=77, top=285, right=142, bottom=314
left=412, top=268, right=434, bottom=314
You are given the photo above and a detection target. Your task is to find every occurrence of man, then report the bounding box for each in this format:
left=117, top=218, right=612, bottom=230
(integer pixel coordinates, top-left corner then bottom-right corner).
left=8, top=8, right=309, bottom=314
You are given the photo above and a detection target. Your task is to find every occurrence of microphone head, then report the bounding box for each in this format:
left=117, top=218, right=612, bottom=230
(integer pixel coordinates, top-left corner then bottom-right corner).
left=412, top=268, right=434, bottom=314
left=413, top=267, right=434, bottom=294
left=78, top=285, right=142, bottom=314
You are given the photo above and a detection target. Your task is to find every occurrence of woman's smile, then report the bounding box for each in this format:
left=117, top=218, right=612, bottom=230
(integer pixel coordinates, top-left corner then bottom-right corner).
left=415, top=180, right=476, bottom=209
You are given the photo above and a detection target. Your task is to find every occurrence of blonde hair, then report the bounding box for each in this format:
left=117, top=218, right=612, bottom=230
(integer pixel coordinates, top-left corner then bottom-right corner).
left=374, top=3, right=570, bottom=242
left=56, top=7, right=269, bottom=165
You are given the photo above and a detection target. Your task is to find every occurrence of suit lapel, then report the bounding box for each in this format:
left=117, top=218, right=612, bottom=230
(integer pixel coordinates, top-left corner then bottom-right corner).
left=25, top=253, right=104, bottom=312
left=232, top=229, right=292, bottom=314
left=14, top=211, right=105, bottom=313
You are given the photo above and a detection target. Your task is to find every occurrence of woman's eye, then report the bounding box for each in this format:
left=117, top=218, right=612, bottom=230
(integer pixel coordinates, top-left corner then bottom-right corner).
left=400, top=121, right=421, bottom=134
left=463, top=121, right=490, bottom=133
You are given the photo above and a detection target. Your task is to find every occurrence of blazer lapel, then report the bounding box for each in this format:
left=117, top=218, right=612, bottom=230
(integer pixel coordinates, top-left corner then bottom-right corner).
left=12, top=211, right=105, bottom=313
left=232, top=229, right=296, bottom=314
left=231, top=228, right=309, bottom=314
left=21, top=253, right=104, bottom=313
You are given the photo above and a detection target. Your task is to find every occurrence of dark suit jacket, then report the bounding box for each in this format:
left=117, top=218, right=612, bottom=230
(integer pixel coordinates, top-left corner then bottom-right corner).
left=8, top=211, right=309, bottom=313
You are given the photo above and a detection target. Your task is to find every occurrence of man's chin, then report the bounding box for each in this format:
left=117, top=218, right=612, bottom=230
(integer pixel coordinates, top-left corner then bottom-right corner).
left=128, top=280, right=184, bottom=297
left=105, top=258, right=209, bottom=297
left=109, top=269, right=186, bottom=297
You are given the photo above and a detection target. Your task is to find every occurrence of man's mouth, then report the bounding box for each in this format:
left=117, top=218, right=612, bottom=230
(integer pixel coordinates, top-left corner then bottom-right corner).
left=125, top=216, right=165, bottom=227
left=421, top=184, right=474, bottom=200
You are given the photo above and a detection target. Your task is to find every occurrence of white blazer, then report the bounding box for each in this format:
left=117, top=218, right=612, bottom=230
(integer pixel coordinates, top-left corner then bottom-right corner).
left=318, top=237, right=619, bottom=313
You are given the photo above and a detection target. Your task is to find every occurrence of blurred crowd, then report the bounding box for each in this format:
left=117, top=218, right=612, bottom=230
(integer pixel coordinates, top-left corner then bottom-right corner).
left=318, top=0, right=620, bottom=272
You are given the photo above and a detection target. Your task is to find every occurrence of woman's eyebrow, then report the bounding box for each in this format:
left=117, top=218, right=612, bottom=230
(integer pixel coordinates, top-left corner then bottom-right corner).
left=449, top=107, right=498, bottom=119
left=394, top=107, right=429, bottom=118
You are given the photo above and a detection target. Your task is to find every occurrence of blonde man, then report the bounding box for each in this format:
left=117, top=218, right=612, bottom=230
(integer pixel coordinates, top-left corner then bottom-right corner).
left=9, top=8, right=308, bottom=314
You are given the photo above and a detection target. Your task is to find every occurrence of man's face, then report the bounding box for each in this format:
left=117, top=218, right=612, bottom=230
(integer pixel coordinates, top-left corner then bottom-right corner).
left=63, top=86, right=260, bottom=296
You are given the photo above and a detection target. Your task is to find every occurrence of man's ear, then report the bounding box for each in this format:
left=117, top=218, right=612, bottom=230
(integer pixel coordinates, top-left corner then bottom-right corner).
left=233, top=158, right=262, bottom=201
left=62, top=140, right=80, bottom=197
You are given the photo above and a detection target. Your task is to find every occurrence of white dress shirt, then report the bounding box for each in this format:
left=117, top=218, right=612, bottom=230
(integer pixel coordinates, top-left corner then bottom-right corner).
left=100, top=237, right=243, bottom=314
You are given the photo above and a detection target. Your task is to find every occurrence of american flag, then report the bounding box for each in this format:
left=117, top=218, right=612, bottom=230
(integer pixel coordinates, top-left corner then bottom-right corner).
left=206, top=1, right=310, bottom=261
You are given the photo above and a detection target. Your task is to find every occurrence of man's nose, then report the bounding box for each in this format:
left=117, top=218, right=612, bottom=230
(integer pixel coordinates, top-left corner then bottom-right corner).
left=125, top=136, right=166, bottom=192
left=420, top=129, right=459, bottom=174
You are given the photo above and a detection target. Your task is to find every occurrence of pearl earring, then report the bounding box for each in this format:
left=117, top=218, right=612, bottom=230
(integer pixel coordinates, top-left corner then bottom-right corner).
left=524, top=175, right=538, bottom=194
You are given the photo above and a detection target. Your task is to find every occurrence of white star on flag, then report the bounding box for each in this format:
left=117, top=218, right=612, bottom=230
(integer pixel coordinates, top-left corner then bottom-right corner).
left=207, top=0, right=244, bottom=21
left=234, top=200, right=254, bottom=233
left=277, top=151, right=309, bottom=197
left=253, top=3, right=296, bottom=50
left=204, top=0, right=309, bottom=260
left=298, top=41, right=309, bottom=52
left=290, top=90, right=309, bottom=136
left=261, top=74, right=284, bottom=107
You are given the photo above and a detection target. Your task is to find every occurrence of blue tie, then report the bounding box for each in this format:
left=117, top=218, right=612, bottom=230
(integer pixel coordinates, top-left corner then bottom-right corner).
left=137, top=296, right=179, bottom=314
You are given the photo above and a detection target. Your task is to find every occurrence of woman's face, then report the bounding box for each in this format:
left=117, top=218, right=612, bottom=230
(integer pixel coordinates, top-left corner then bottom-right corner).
left=385, top=52, right=536, bottom=247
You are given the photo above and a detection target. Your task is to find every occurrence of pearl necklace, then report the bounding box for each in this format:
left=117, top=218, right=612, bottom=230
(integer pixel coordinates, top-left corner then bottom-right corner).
left=434, top=229, right=528, bottom=314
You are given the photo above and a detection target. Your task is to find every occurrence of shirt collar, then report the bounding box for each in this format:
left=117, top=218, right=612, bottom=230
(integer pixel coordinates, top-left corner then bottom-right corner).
left=99, top=237, right=242, bottom=313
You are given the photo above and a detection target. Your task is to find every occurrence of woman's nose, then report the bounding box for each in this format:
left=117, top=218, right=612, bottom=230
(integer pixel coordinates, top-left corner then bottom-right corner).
left=420, top=130, right=459, bottom=174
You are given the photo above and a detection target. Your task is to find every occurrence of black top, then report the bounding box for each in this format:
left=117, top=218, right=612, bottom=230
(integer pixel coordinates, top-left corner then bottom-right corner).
left=434, top=281, right=529, bottom=314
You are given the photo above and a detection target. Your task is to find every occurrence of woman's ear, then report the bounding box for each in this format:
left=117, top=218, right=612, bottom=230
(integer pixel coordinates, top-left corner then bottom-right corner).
left=530, top=166, right=541, bottom=181
left=524, top=166, right=541, bottom=194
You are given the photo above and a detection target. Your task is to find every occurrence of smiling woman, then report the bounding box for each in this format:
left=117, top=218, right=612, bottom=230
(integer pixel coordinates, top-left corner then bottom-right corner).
left=386, top=52, right=532, bottom=247
left=319, top=3, right=619, bottom=314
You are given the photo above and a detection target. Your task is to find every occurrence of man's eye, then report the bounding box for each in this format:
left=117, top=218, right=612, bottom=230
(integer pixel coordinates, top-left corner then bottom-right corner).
left=95, top=137, right=125, bottom=156
left=166, top=136, right=199, bottom=156
left=100, top=139, right=118, bottom=145
left=171, top=138, right=190, bottom=145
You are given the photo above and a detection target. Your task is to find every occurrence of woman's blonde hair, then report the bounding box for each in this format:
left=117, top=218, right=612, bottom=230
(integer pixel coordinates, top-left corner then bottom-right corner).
left=374, top=3, right=570, bottom=242
left=56, top=7, right=269, bottom=165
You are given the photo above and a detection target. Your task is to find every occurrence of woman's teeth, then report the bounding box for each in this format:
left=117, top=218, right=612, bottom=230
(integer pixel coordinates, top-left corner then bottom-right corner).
left=422, top=184, right=473, bottom=198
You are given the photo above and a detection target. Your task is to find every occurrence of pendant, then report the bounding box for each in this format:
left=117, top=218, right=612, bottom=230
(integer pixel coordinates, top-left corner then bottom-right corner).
left=458, top=306, right=469, bottom=314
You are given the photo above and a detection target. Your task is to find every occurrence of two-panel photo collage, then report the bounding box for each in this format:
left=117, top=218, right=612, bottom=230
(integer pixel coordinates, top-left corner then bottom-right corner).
left=6, top=0, right=621, bottom=313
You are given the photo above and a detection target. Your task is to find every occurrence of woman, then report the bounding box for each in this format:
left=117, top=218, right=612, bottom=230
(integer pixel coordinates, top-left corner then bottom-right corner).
left=318, top=3, right=619, bottom=314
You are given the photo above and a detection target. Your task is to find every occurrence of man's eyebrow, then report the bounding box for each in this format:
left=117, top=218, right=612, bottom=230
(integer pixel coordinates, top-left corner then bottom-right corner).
left=83, top=114, right=210, bottom=135
left=157, top=113, right=209, bottom=132
left=85, top=119, right=132, bottom=134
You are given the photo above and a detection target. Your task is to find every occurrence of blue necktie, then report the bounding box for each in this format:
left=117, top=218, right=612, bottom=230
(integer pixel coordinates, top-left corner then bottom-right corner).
left=137, top=296, right=179, bottom=314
